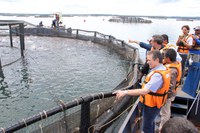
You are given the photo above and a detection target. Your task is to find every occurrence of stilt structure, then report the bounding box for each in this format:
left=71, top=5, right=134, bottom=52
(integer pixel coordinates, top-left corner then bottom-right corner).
left=0, top=20, right=25, bottom=57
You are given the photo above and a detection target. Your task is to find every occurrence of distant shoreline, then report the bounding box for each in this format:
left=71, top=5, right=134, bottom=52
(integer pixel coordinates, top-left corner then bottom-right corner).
left=0, top=13, right=200, bottom=20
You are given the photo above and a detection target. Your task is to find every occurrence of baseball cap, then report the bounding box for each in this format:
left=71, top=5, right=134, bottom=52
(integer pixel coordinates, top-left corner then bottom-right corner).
left=193, top=26, right=200, bottom=30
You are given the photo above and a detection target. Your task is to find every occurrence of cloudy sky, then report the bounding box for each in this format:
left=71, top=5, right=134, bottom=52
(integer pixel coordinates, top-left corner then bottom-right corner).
left=0, top=0, right=200, bottom=16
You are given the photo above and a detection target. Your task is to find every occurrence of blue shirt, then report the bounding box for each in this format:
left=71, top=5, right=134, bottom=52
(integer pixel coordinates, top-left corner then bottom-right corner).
left=139, top=42, right=152, bottom=51
left=189, top=38, right=200, bottom=55
left=144, top=64, right=166, bottom=93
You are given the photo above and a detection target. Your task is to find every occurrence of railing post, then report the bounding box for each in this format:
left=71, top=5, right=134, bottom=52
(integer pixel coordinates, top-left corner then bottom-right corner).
left=93, top=32, right=97, bottom=42
left=76, top=29, right=79, bottom=39
left=80, top=102, right=90, bottom=133
left=122, top=40, right=125, bottom=47
left=9, top=24, right=13, bottom=47
left=0, top=58, right=2, bottom=69
left=19, top=23, right=25, bottom=57
left=94, top=32, right=97, bottom=38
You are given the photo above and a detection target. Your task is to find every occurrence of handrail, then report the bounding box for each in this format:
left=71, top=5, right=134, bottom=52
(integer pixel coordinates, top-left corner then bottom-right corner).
left=0, top=92, right=115, bottom=133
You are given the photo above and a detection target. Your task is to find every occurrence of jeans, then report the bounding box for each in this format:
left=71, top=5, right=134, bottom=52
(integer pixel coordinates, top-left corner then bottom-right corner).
left=139, top=102, right=161, bottom=133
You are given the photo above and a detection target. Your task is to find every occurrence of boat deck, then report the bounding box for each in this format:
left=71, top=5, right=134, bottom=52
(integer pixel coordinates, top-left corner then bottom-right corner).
left=154, top=84, right=198, bottom=132
left=176, top=85, right=194, bottom=99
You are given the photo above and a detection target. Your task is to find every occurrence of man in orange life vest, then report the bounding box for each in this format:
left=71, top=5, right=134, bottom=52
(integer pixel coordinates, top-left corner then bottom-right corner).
left=158, top=48, right=182, bottom=132
left=114, top=50, right=170, bottom=133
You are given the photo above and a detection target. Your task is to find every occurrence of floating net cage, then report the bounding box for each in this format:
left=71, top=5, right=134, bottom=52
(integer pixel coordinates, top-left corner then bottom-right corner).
left=0, top=20, right=140, bottom=133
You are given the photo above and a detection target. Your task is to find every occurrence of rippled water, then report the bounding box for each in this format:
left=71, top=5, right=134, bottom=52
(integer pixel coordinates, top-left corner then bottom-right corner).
left=0, top=36, right=129, bottom=127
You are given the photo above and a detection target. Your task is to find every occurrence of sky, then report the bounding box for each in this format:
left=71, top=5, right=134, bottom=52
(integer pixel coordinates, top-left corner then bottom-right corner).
left=0, top=0, right=200, bottom=17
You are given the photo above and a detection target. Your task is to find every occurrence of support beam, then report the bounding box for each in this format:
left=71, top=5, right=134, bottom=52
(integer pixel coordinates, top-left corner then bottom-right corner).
left=19, top=23, right=25, bottom=57
left=9, top=25, right=13, bottom=47
left=0, top=58, right=2, bottom=69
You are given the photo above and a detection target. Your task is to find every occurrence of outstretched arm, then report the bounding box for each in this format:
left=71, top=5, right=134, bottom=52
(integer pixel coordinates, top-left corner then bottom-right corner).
left=113, top=88, right=150, bottom=100
left=129, top=40, right=152, bottom=50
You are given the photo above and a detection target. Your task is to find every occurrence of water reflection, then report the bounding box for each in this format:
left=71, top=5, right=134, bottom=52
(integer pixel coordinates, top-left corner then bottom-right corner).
left=0, top=67, right=10, bottom=98
left=20, top=58, right=30, bottom=89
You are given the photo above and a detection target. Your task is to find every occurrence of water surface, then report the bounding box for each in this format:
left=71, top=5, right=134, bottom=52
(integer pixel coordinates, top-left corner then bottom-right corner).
left=0, top=36, right=129, bottom=127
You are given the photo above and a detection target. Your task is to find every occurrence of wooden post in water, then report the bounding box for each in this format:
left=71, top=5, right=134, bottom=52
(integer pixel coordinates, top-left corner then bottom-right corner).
left=9, top=24, right=13, bottom=47
left=76, top=29, right=79, bottom=39
left=0, top=58, right=2, bottom=69
left=19, top=23, right=25, bottom=57
left=94, top=31, right=97, bottom=38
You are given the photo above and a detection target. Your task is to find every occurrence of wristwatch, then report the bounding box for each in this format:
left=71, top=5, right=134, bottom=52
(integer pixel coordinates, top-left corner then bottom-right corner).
left=124, top=90, right=128, bottom=94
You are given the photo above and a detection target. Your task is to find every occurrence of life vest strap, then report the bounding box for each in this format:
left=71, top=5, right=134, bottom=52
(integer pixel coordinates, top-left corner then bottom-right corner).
left=178, top=47, right=189, bottom=50
left=148, top=91, right=167, bottom=96
left=192, top=46, right=200, bottom=50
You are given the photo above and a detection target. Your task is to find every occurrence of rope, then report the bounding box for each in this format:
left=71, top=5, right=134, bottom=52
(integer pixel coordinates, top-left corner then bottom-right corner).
left=1, top=128, right=5, bottom=133
left=42, top=110, right=48, bottom=119
left=39, top=124, right=43, bottom=133
left=101, top=92, right=104, bottom=99
left=39, top=112, right=44, bottom=133
left=96, top=104, right=100, bottom=117
left=59, top=104, right=64, bottom=111
left=39, top=112, right=43, bottom=119
left=57, top=99, right=70, bottom=133
left=58, top=100, right=66, bottom=107
left=74, top=98, right=79, bottom=105
left=22, top=119, right=28, bottom=127
left=88, top=102, right=135, bottom=133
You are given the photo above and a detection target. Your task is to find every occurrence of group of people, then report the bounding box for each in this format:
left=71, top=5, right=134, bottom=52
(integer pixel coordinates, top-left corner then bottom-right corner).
left=113, top=25, right=200, bottom=133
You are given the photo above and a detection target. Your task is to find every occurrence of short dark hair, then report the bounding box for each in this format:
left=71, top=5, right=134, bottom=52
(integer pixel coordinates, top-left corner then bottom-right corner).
left=152, top=35, right=163, bottom=45
left=161, top=117, right=198, bottom=133
left=164, top=48, right=177, bottom=62
left=147, top=50, right=163, bottom=63
left=181, top=25, right=190, bottom=31
left=161, top=34, right=169, bottom=43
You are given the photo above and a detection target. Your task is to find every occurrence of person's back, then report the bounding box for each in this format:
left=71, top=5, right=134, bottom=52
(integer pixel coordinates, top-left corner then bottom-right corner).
left=158, top=49, right=182, bottom=132
left=161, top=117, right=199, bottom=133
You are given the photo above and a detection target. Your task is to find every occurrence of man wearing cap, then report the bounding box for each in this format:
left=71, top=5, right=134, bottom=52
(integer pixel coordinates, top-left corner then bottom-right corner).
left=191, top=26, right=200, bottom=55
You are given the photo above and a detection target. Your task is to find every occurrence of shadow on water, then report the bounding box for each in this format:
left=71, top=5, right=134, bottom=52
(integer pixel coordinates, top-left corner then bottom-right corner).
left=0, top=67, right=10, bottom=98
left=0, top=58, right=30, bottom=99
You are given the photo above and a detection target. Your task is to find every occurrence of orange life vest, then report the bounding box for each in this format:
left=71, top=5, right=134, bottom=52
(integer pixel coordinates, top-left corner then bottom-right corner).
left=160, top=44, right=177, bottom=54
left=163, top=43, right=168, bottom=47
left=165, top=61, right=182, bottom=89
left=139, top=67, right=171, bottom=108
left=177, top=34, right=192, bottom=53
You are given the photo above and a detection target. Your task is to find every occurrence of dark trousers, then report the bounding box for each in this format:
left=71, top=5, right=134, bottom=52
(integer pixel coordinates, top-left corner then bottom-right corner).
left=179, top=53, right=188, bottom=77
left=139, top=102, right=161, bottom=133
